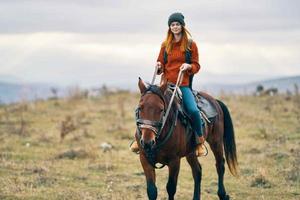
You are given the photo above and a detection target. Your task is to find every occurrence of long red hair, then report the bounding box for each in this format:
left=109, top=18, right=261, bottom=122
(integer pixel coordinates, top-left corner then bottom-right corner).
left=162, top=26, right=192, bottom=54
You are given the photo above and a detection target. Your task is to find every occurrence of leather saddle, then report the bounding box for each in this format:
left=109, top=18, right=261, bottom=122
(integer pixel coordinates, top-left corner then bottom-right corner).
left=168, top=84, right=218, bottom=123
left=167, top=84, right=218, bottom=144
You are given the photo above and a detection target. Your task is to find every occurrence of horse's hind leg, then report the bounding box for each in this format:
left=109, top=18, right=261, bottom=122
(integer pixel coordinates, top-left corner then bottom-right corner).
left=140, top=154, right=157, bottom=200
left=186, top=153, right=201, bottom=200
left=209, top=142, right=230, bottom=200
left=166, top=158, right=180, bottom=200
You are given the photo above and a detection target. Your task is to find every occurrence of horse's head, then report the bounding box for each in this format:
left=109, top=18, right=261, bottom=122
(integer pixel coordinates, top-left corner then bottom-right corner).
left=136, top=78, right=168, bottom=149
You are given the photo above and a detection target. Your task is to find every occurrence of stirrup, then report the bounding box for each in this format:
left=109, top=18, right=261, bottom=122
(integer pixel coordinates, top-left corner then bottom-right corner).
left=195, top=143, right=208, bottom=157
left=129, top=140, right=140, bottom=154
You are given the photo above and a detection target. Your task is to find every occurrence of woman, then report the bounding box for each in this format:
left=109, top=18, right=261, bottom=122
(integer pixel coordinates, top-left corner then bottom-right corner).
left=131, top=12, right=206, bottom=156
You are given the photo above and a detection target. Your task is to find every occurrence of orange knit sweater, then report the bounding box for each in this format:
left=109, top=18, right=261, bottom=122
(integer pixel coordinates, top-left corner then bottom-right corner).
left=157, top=39, right=201, bottom=86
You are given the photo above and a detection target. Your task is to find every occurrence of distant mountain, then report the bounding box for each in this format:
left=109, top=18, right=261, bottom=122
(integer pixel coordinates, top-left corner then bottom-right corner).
left=198, top=75, right=300, bottom=95
left=0, top=81, right=55, bottom=104
left=1, top=75, right=299, bottom=104
left=250, top=75, right=300, bottom=91
left=0, top=75, right=23, bottom=83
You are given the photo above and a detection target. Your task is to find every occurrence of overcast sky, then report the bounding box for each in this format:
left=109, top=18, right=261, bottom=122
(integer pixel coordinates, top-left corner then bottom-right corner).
left=0, top=0, right=299, bottom=89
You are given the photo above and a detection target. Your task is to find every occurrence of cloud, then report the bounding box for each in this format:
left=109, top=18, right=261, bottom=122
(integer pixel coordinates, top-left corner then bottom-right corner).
left=0, top=31, right=299, bottom=88
left=0, top=0, right=299, bottom=33
left=0, top=0, right=299, bottom=87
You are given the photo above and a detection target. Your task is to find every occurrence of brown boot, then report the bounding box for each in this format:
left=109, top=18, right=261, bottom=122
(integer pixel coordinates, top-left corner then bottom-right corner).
left=129, top=140, right=139, bottom=153
left=195, top=136, right=207, bottom=157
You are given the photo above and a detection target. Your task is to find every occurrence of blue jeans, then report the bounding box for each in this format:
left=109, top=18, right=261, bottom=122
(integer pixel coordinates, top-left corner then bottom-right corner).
left=180, top=86, right=202, bottom=136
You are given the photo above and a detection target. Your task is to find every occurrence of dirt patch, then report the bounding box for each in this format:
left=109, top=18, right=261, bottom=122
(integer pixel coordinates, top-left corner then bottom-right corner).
left=250, top=173, right=272, bottom=188
left=55, top=149, right=92, bottom=159
left=247, top=148, right=261, bottom=154
left=88, top=163, right=115, bottom=171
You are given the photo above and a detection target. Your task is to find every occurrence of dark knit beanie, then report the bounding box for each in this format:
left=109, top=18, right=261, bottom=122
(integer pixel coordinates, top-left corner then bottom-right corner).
left=168, top=12, right=185, bottom=26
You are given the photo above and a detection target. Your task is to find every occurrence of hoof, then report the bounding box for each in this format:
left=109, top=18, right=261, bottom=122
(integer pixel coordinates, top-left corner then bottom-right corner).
left=220, top=194, right=230, bottom=200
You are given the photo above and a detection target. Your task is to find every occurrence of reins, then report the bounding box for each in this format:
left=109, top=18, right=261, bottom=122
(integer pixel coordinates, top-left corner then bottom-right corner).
left=160, top=69, right=184, bottom=131
left=151, top=66, right=184, bottom=133
left=135, top=67, right=184, bottom=168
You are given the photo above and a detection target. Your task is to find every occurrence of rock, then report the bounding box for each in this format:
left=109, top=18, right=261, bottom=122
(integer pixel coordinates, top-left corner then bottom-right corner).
left=100, top=142, right=113, bottom=152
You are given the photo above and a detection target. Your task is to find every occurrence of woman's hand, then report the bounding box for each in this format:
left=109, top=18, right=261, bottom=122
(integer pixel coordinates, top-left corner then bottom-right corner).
left=180, top=63, right=192, bottom=72
left=156, top=61, right=163, bottom=75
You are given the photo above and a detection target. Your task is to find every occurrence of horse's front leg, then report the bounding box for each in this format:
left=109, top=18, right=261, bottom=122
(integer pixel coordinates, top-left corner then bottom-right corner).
left=140, top=153, right=157, bottom=200
left=166, top=158, right=180, bottom=200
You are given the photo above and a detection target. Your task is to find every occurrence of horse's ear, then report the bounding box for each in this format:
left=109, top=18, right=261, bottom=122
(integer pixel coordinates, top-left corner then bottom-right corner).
left=138, top=77, right=147, bottom=94
left=160, top=77, right=168, bottom=93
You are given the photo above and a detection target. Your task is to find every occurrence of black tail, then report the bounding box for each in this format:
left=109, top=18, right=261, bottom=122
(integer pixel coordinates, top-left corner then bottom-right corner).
left=217, top=99, right=238, bottom=176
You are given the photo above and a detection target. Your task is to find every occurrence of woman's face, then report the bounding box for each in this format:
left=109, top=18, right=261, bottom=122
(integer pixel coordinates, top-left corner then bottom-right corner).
left=170, top=21, right=182, bottom=35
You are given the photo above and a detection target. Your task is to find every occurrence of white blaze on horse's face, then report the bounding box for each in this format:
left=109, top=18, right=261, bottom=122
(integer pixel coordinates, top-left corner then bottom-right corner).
left=170, top=21, right=182, bottom=35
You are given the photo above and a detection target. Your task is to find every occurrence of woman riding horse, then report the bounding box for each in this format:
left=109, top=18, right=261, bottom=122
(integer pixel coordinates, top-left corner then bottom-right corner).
left=131, top=12, right=206, bottom=156
left=131, top=13, right=238, bottom=200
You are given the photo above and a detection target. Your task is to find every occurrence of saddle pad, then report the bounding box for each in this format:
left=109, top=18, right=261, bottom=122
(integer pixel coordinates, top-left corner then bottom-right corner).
left=193, top=91, right=218, bottom=119
left=166, top=84, right=218, bottom=120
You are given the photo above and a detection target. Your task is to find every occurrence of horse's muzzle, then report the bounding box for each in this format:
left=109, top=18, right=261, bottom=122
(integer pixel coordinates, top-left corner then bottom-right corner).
left=140, top=138, right=156, bottom=149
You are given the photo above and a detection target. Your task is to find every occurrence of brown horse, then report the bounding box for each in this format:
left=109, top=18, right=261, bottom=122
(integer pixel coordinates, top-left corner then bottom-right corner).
left=135, top=78, right=238, bottom=200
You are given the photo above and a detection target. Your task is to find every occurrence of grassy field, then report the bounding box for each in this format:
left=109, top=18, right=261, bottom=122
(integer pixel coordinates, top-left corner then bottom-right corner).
left=0, top=91, right=299, bottom=200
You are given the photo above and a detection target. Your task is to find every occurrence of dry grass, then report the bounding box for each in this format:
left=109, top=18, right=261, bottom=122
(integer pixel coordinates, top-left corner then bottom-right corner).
left=0, top=92, right=299, bottom=199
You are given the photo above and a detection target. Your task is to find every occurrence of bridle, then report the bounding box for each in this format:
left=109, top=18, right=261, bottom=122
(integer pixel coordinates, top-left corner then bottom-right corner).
left=135, top=69, right=184, bottom=143
left=135, top=85, right=167, bottom=140
left=135, top=69, right=184, bottom=168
